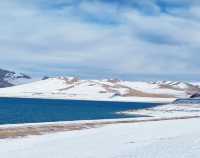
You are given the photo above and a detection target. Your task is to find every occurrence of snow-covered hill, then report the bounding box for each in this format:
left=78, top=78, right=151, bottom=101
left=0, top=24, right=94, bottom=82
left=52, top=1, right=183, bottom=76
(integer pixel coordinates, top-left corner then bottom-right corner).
left=0, top=68, right=32, bottom=88
left=0, top=77, right=199, bottom=103
left=151, top=81, right=200, bottom=94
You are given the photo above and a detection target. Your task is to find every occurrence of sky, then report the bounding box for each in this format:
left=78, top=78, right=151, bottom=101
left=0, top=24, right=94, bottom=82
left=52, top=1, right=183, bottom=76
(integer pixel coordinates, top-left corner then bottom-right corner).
left=0, top=0, right=200, bottom=81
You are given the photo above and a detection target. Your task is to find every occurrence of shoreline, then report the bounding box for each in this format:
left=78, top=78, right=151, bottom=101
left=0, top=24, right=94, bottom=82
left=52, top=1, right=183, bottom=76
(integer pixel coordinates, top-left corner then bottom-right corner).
left=0, top=96, right=175, bottom=104
left=0, top=116, right=199, bottom=139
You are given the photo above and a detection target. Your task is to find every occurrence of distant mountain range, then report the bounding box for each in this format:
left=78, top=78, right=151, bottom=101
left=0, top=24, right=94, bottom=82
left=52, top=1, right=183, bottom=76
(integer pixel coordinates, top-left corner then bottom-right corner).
left=0, top=74, right=200, bottom=103
left=0, top=68, right=32, bottom=88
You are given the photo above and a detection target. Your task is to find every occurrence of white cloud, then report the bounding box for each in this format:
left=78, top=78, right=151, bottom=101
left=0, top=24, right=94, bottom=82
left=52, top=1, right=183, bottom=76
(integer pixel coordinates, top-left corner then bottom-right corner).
left=0, top=0, right=200, bottom=79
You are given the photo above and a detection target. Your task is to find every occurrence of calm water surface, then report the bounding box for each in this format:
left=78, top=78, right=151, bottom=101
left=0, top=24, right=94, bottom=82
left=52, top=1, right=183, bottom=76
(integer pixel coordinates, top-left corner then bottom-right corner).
left=0, top=97, right=161, bottom=124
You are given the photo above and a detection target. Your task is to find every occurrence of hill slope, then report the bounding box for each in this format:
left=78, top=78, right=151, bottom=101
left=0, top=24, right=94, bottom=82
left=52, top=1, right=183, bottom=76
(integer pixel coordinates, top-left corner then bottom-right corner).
left=0, top=77, right=199, bottom=102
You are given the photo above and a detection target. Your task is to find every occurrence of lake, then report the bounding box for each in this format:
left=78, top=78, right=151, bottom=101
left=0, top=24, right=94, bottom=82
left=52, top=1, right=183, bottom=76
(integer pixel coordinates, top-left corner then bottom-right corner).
left=0, top=97, right=161, bottom=125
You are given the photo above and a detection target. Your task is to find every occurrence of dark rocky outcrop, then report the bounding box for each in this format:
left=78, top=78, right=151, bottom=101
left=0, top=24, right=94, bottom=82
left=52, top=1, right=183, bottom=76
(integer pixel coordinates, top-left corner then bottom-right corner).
left=0, top=68, right=31, bottom=88
left=190, top=93, right=200, bottom=99
left=42, top=76, right=50, bottom=80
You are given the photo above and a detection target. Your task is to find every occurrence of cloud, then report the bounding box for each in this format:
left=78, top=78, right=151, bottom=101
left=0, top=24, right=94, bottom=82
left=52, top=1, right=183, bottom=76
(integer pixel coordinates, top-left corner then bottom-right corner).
left=0, top=0, right=200, bottom=80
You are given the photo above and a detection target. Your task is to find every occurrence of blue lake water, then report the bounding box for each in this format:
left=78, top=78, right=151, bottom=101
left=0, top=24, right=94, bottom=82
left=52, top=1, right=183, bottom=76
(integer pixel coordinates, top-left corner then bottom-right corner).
left=0, top=97, right=161, bottom=125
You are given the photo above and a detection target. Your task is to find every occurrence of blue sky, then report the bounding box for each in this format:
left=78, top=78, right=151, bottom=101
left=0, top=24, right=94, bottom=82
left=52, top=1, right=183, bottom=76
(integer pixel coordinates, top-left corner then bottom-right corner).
left=1, top=0, right=200, bottom=81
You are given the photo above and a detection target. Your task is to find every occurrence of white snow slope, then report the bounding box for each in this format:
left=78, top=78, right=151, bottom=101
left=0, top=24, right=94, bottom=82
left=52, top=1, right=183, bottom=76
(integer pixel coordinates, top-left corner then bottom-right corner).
left=0, top=77, right=199, bottom=103
left=1, top=118, right=200, bottom=158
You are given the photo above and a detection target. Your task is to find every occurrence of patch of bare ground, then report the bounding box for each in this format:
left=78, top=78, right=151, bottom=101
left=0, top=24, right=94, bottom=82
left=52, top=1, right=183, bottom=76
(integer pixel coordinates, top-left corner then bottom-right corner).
left=100, top=83, right=175, bottom=98
left=122, top=88, right=174, bottom=98
left=106, top=79, right=120, bottom=84
left=158, top=85, right=184, bottom=91
left=0, top=116, right=199, bottom=139
left=158, top=84, right=200, bottom=96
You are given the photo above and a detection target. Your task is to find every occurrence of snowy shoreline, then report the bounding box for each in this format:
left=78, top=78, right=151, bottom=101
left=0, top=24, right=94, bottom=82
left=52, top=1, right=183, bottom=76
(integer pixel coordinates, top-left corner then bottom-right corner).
left=1, top=117, right=200, bottom=158
left=0, top=115, right=199, bottom=139
left=0, top=95, right=175, bottom=104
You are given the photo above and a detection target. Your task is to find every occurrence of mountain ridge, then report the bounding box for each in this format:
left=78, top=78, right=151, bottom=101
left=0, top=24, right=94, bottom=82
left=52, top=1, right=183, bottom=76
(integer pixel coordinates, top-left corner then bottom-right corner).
left=0, top=68, right=32, bottom=88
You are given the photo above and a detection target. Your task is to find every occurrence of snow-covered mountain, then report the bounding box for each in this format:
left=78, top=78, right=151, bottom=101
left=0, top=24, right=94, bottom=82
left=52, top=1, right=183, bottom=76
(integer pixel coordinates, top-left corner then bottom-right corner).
left=0, top=77, right=199, bottom=103
left=151, top=81, right=200, bottom=95
left=0, top=68, right=32, bottom=88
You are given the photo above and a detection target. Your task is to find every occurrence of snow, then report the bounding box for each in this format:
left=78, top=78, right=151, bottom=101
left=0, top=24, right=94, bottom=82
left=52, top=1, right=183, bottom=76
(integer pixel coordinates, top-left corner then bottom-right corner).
left=1, top=78, right=68, bottom=93
left=61, top=80, right=114, bottom=99
left=1, top=118, right=200, bottom=158
left=109, top=96, right=175, bottom=103
left=120, top=81, right=187, bottom=97
left=0, top=77, right=195, bottom=103
left=153, top=81, right=191, bottom=89
left=120, top=103, right=200, bottom=118
left=192, top=82, right=200, bottom=87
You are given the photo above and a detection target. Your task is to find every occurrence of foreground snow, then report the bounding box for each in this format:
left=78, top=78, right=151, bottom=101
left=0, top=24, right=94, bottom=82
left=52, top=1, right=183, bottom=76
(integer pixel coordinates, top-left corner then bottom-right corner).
left=0, top=77, right=199, bottom=103
left=1, top=118, right=200, bottom=158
